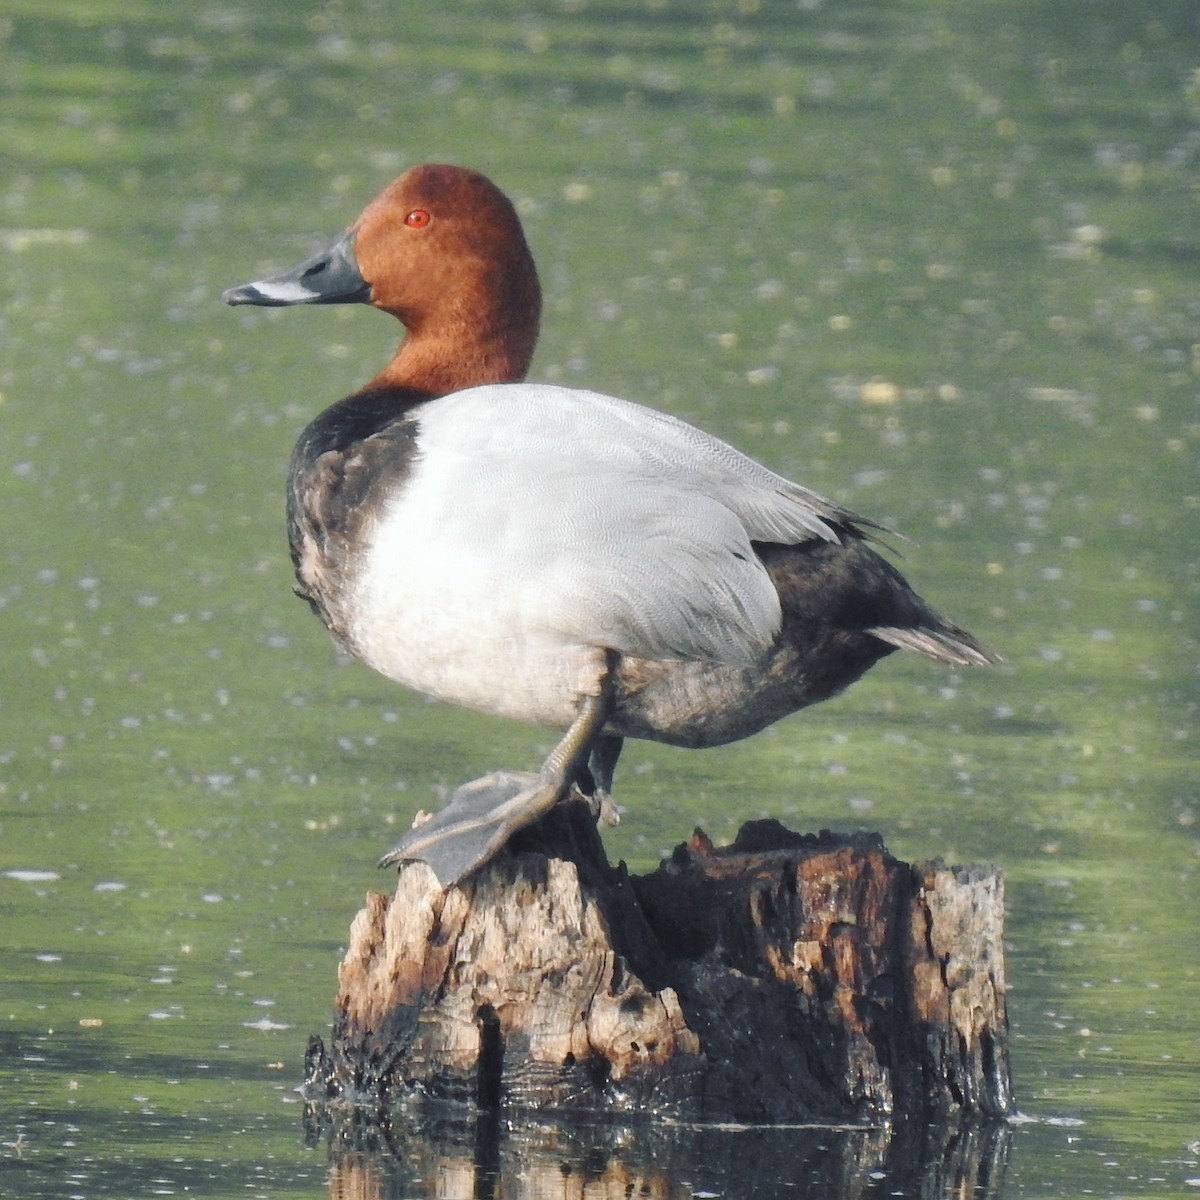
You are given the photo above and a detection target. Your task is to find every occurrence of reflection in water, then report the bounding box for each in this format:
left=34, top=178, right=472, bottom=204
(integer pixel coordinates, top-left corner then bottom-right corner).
left=311, top=1102, right=1011, bottom=1199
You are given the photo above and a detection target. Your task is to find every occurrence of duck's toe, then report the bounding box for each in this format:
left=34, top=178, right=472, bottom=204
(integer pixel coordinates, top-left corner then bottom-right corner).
left=590, top=790, right=622, bottom=828
left=379, top=770, right=557, bottom=885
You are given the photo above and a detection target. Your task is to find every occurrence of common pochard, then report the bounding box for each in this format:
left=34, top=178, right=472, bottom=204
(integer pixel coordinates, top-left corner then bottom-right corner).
left=224, top=163, right=996, bottom=884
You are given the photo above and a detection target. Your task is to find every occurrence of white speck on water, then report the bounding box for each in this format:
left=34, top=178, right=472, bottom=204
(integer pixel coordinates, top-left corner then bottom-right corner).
left=4, top=869, right=60, bottom=883
left=202, top=892, right=223, bottom=903
left=243, top=1018, right=291, bottom=1032
left=852, top=468, right=891, bottom=487
left=35, top=953, right=63, bottom=963
left=94, top=881, right=126, bottom=893
left=744, top=362, right=782, bottom=386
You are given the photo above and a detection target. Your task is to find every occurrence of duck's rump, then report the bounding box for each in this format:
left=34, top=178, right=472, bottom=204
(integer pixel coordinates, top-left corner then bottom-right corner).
left=607, top=538, right=991, bottom=748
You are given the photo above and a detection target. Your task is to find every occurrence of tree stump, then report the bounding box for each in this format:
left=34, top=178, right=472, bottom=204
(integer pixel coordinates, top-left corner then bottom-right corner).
left=305, top=794, right=1011, bottom=1124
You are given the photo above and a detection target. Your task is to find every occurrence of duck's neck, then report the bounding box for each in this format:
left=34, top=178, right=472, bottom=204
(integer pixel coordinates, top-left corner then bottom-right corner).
left=367, top=330, right=532, bottom=399
left=367, top=283, right=541, bottom=399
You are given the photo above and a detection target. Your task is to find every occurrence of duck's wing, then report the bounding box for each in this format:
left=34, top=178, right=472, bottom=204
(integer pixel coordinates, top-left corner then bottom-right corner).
left=538, top=476, right=785, bottom=665
left=412, top=385, right=877, bottom=666
left=578, top=389, right=884, bottom=546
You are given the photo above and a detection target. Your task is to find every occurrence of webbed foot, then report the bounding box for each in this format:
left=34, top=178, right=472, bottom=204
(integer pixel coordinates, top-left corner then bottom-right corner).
left=379, top=770, right=554, bottom=884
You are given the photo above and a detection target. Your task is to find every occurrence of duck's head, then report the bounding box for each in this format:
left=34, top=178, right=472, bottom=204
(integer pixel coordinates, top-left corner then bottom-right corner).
left=224, top=163, right=542, bottom=388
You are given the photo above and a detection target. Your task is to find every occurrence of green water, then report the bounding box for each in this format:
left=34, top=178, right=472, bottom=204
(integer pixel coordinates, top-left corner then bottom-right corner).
left=2, top=0, right=1197, bottom=1195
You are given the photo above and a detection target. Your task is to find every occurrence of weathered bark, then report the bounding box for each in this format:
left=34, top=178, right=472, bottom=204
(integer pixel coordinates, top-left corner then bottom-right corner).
left=305, top=794, right=1011, bottom=1124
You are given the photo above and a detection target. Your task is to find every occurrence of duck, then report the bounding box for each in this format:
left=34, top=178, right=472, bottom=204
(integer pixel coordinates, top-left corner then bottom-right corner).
left=223, top=163, right=997, bottom=886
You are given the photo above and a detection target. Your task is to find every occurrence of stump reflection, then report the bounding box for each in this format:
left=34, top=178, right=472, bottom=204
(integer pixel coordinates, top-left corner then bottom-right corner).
left=312, top=1104, right=1012, bottom=1200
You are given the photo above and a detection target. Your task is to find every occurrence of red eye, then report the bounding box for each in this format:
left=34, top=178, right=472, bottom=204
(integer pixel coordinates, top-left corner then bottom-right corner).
left=404, top=209, right=431, bottom=229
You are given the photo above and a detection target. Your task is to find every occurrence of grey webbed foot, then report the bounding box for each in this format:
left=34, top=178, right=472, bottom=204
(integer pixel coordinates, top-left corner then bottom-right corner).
left=378, top=770, right=552, bottom=884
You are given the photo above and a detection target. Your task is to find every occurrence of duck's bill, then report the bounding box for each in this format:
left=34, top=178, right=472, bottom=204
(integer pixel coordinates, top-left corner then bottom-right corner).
left=222, top=228, right=370, bottom=307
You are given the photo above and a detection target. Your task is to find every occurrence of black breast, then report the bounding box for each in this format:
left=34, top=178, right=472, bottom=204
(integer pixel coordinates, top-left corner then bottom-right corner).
left=286, top=387, right=425, bottom=645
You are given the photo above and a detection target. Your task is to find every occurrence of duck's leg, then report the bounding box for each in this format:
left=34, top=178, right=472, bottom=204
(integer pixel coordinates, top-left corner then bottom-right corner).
left=379, top=652, right=618, bottom=885
left=585, top=734, right=625, bottom=827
